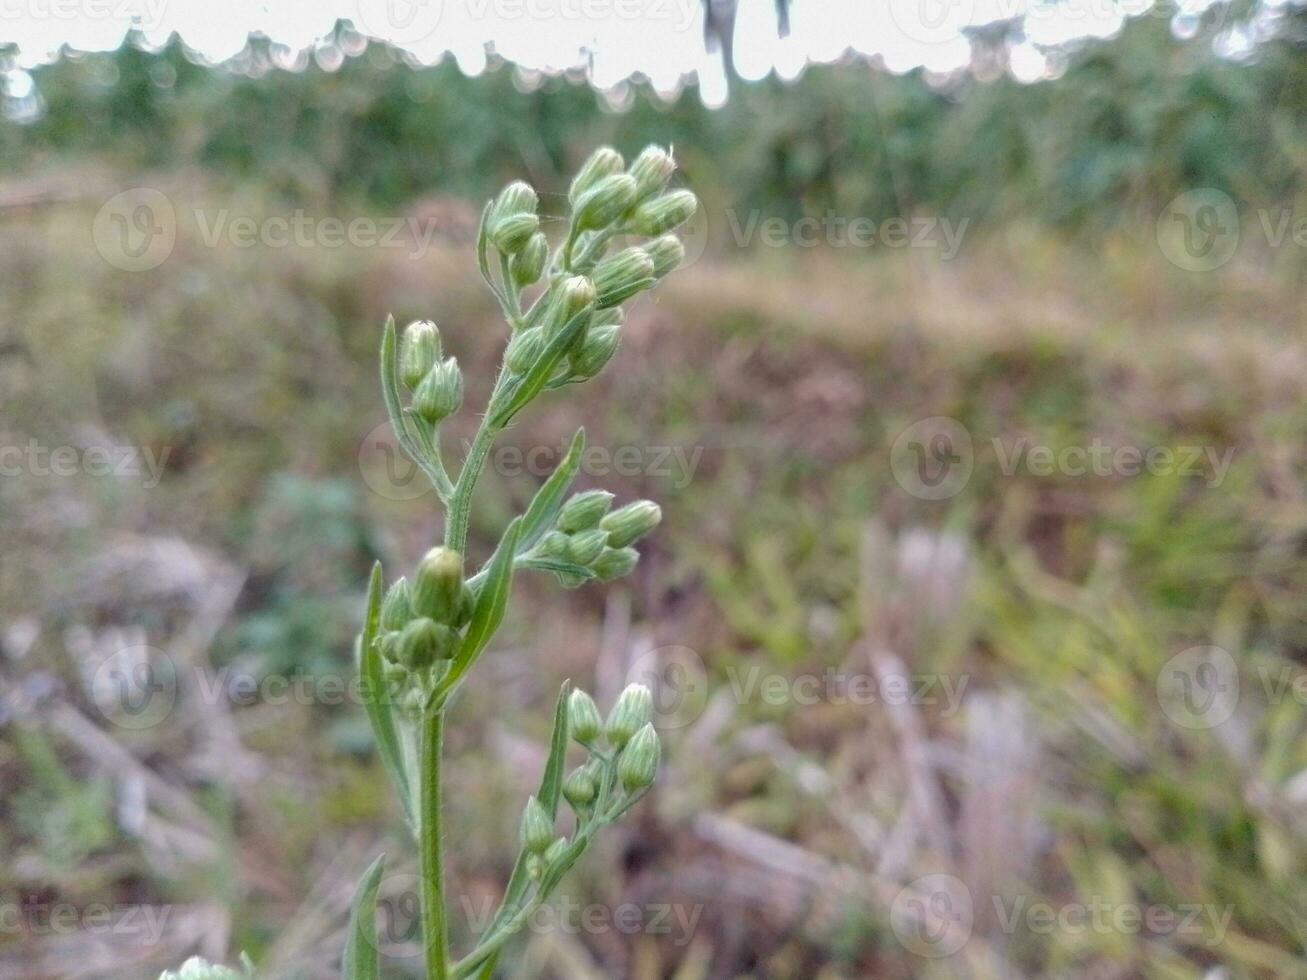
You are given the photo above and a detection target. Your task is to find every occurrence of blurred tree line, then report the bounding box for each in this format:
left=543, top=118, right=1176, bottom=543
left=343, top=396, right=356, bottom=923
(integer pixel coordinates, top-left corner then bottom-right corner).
left=2, top=3, right=1304, bottom=234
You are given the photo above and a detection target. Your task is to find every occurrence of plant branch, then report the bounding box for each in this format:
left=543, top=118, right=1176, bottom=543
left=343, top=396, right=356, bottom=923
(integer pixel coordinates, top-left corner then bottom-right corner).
left=420, top=710, right=450, bottom=980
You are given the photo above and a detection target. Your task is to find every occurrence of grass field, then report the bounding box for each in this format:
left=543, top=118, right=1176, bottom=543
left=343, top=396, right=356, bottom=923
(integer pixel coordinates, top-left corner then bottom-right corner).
left=2, top=167, right=1307, bottom=978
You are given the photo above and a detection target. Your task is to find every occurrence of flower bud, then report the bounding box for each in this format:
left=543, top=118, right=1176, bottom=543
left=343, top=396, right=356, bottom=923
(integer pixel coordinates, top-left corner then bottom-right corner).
left=629, top=189, right=698, bottom=236
left=592, top=247, right=656, bottom=308
left=380, top=577, right=414, bottom=631
left=394, top=617, right=456, bottom=670
left=591, top=306, right=624, bottom=330
left=617, top=723, right=660, bottom=792
left=400, top=320, right=441, bottom=390
left=536, top=530, right=571, bottom=560
left=511, top=231, right=548, bottom=286
left=600, top=500, right=662, bottom=548
left=592, top=546, right=639, bottom=582
left=569, top=146, right=625, bottom=206
left=489, top=212, right=540, bottom=255
left=644, top=235, right=685, bottom=278
left=413, top=547, right=465, bottom=623
left=544, top=277, right=597, bottom=338
left=493, top=180, right=539, bottom=221
left=453, top=584, right=475, bottom=628
left=413, top=357, right=463, bottom=424
left=566, top=528, right=608, bottom=566
left=557, top=490, right=614, bottom=533
left=505, top=327, right=546, bottom=374
left=562, top=765, right=597, bottom=809
left=574, top=174, right=638, bottom=232
left=568, top=324, right=620, bottom=380
left=543, top=837, right=568, bottom=865
left=605, top=683, right=653, bottom=747
left=568, top=688, right=603, bottom=745
left=520, top=796, right=554, bottom=855
left=628, top=145, right=676, bottom=202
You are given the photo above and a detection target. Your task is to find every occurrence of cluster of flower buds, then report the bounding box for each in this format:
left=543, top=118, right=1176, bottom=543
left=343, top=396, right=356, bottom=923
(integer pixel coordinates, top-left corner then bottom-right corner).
left=158, top=957, right=253, bottom=980
left=400, top=319, right=463, bottom=427
left=517, top=683, right=661, bottom=880
left=374, top=546, right=473, bottom=709
left=485, top=145, right=697, bottom=391
left=529, top=490, right=661, bottom=587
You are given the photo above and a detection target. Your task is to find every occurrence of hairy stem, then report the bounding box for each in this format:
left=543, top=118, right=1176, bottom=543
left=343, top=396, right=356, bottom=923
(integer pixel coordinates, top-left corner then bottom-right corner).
left=445, top=420, right=499, bottom=556
left=420, top=710, right=450, bottom=980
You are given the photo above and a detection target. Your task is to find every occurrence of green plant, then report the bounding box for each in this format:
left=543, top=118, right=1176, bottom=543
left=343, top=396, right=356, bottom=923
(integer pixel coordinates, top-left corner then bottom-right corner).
left=342, top=146, right=693, bottom=980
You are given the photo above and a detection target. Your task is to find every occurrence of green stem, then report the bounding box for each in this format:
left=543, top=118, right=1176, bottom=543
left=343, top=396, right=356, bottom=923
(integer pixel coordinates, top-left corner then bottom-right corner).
left=420, top=710, right=450, bottom=980
left=445, top=420, right=499, bottom=556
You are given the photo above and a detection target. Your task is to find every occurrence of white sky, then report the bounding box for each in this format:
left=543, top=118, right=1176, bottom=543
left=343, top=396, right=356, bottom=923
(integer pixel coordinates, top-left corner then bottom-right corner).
left=0, top=0, right=1247, bottom=107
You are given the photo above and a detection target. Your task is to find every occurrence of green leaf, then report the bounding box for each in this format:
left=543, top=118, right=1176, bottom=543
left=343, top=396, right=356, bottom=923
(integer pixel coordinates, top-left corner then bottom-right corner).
left=516, top=557, right=596, bottom=582
left=341, top=853, right=386, bottom=980
left=476, top=200, right=501, bottom=302
left=491, top=308, right=591, bottom=427
left=359, top=562, right=415, bottom=829
left=469, top=681, right=573, bottom=980
left=436, top=518, right=521, bottom=702
left=517, top=428, right=585, bottom=552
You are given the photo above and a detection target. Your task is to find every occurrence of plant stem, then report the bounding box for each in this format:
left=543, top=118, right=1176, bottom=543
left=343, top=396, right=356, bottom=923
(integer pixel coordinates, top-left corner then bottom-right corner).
left=420, top=710, right=450, bottom=980
left=445, top=421, right=498, bottom=556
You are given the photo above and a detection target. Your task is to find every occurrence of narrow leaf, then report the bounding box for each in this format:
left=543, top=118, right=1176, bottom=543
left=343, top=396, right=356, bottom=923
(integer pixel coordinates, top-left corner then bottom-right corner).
left=516, top=557, right=596, bottom=581
left=359, top=562, right=415, bottom=829
left=341, top=853, right=386, bottom=980
left=491, top=308, right=591, bottom=427
left=476, top=200, right=502, bottom=302
left=437, top=518, right=521, bottom=700
left=517, top=428, right=585, bottom=552
left=537, top=680, right=572, bottom=816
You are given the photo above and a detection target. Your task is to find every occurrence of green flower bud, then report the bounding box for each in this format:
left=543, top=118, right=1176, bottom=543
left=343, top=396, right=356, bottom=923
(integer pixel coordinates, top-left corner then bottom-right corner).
left=489, top=212, right=540, bottom=255
left=568, top=146, right=625, bottom=206
left=537, top=529, right=571, bottom=560
left=568, top=688, right=603, bottom=744
left=380, top=576, right=414, bottom=631
left=413, top=357, right=463, bottom=424
left=566, top=528, right=608, bottom=566
left=592, top=546, right=639, bottom=582
left=606, top=683, right=653, bottom=747
left=493, top=180, right=539, bottom=220
left=413, top=547, right=465, bottom=623
left=617, top=723, right=660, bottom=792
left=628, top=145, right=676, bottom=202
left=400, top=320, right=442, bottom=390
left=526, top=854, right=545, bottom=880
left=505, top=327, right=546, bottom=374
left=592, top=247, right=656, bottom=308
left=543, top=277, right=598, bottom=339
left=600, top=500, right=662, bottom=548
left=543, top=837, right=568, bottom=865
left=562, top=765, right=598, bottom=809
left=453, top=584, right=475, bottom=628
left=574, top=174, right=638, bottom=232
left=569, top=324, right=620, bottom=380
left=629, top=189, right=698, bottom=236
left=382, top=657, right=408, bottom=685
left=557, top=490, right=614, bottom=533
left=520, top=795, right=554, bottom=855
left=511, top=231, right=548, bottom=286
left=644, top=235, right=685, bottom=278
left=591, top=306, right=624, bottom=330
left=395, top=617, right=456, bottom=670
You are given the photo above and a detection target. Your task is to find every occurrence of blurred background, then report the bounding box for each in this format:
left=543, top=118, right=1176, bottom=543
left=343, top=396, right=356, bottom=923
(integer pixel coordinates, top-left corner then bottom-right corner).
left=3, top=0, right=1307, bottom=977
